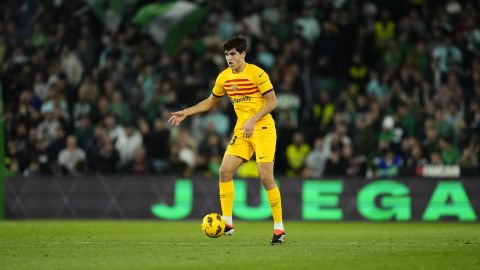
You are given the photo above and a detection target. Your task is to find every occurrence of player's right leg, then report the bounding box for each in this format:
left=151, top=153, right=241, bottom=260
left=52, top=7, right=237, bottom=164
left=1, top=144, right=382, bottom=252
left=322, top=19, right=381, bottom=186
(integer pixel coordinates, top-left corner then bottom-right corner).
left=219, top=154, right=245, bottom=236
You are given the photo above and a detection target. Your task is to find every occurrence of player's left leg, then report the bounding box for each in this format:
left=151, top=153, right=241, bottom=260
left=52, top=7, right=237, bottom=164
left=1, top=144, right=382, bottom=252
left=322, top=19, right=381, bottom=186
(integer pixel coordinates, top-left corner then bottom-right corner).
left=257, top=162, right=285, bottom=244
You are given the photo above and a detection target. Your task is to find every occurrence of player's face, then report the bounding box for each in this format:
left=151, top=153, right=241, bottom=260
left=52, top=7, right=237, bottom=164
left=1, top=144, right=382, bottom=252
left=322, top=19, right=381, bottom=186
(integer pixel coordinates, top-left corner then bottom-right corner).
left=224, top=49, right=245, bottom=70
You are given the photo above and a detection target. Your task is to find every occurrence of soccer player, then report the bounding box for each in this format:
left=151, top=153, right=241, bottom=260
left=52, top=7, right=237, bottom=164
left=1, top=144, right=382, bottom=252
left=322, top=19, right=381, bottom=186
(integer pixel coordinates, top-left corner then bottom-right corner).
left=168, top=36, right=285, bottom=244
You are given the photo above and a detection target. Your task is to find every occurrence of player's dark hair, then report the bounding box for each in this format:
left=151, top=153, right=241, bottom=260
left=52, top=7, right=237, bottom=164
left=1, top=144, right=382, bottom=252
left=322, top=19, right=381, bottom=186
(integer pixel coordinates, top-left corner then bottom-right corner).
left=223, top=36, right=247, bottom=53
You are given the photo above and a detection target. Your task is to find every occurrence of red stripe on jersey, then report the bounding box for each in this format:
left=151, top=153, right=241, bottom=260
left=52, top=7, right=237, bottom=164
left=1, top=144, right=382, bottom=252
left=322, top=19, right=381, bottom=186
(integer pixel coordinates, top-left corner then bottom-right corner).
left=226, top=86, right=259, bottom=92
left=224, top=79, right=250, bottom=83
left=224, top=83, right=254, bottom=87
left=228, top=90, right=260, bottom=96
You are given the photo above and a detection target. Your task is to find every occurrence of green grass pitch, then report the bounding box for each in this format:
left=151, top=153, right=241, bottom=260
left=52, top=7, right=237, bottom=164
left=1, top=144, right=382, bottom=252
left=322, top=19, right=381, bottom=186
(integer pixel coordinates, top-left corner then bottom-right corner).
left=0, top=221, right=479, bottom=270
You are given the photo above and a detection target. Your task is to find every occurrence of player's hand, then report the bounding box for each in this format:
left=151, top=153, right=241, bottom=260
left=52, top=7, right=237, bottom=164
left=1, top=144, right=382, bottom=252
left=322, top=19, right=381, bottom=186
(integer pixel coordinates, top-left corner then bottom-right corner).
left=168, top=111, right=188, bottom=126
left=241, top=119, right=255, bottom=138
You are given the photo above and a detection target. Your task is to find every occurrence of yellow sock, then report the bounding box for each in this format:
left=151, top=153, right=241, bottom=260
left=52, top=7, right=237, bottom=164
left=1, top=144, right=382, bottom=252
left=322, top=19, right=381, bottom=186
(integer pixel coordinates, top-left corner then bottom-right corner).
left=266, top=187, right=283, bottom=228
left=219, top=181, right=234, bottom=224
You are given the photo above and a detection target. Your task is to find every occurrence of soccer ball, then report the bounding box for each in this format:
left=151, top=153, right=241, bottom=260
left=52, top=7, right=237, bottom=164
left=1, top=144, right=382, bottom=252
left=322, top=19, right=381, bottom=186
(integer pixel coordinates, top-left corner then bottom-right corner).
left=201, top=213, right=226, bottom=238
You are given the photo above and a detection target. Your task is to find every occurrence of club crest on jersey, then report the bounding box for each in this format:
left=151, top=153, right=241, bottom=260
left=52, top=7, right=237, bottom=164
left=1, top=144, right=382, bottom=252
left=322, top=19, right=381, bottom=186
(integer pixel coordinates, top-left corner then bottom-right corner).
left=232, top=84, right=238, bottom=91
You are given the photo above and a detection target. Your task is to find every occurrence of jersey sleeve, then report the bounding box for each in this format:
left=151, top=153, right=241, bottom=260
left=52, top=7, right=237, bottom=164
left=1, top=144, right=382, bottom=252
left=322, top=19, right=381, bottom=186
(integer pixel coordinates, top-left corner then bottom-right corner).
left=212, top=73, right=225, bottom=97
left=255, top=68, right=274, bottom=95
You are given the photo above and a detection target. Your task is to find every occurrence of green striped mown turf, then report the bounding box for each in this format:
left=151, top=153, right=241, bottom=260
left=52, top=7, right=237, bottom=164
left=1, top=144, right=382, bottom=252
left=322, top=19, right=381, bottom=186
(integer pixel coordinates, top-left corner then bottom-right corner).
left=0, top=221, right=479, bottom=269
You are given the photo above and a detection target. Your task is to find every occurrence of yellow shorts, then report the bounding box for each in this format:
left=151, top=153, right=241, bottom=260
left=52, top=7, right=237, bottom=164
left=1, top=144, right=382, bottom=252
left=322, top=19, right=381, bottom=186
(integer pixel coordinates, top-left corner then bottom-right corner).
left=225, top=122, right=276, bottom=163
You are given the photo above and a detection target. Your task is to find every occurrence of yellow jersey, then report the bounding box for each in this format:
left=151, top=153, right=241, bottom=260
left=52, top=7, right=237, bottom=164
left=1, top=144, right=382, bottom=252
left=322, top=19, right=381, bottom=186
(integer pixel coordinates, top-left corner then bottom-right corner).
left=212, top=63, right=274, bottom=130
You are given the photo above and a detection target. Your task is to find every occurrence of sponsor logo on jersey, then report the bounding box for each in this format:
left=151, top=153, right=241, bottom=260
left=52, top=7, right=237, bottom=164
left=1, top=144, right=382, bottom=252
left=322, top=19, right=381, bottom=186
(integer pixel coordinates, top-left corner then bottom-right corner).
left=229, top=96, right=252, bottom=104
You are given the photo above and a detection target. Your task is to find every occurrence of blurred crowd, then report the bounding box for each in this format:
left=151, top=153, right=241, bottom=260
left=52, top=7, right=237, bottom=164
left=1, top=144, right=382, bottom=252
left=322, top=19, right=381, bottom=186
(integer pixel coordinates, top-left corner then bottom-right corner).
left=1, top=0, right=480, bottom=178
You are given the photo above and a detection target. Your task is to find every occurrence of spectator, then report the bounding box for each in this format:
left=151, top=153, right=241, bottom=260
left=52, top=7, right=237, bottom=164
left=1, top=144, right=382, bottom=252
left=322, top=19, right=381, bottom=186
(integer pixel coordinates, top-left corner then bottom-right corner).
left=256, top=42, right=275, bottom=70
left=74, top=115, right=94, bottom=151
left=103, top=114, right=122, bottom=140
left=374, top=9, right=396, bottom=48
left=10, top=123, right=30, bottom=170
left=434, top=109, right=454, bottom=140
left=60, top=45, right=84, bottom=86
left=349, top=53, right=368, bottom=87
left=285, top=132, right=310, bottom=176
left=352, top=115, right=377, bottom=159
left=343, top=145, right=365, bottom=177
left=378, top=115, right=402, bottom=144
left=383, top=40, right=402, bottom=70
left=310, top=91, right=335, bottom=135
left=366, top=70, right=388, bottom=100
left=324, top=123, right=352, bottom=153
left=460, top=142, right=479, bottom=167
left=36, top=111, right=61, bottom=146
left=276, top=79, right=301, bottom=130
left=6, top=158, right=21, bottom=176
left=137, top=64, right=157, bottom=105
left=58, top=135, right=87, bottom=176
left=294, top=8, right=320, bottom=44
left=324, top=146, right=349, bottom=176
left=78, top=75, right=99, bottom=103
left=168, top=142, right=189, bottom=176
left=373, top=142, right=403, bottom=177
left=5, top=138, right=27, bottom=173
left=46, top=127, right=66, bottom=171
left=114, top=123, right=143, bottom=167
left=91, top=96, right=110, bottom=124
left=439, top=137, right=461, bottom=165
left=406, top=142, right=428, bottom=167
left=73, top=91, right=93, bottom=122
left=139, top=116, right=170, bottom=173
left=23, top=160, right=42, bottom=177
left=431, top=36, right=462, bottom=74
left=397, top=103, right=417, bottom=138
left=177, top=139, right=196, bottom=176
left=91, top=134, right=120, bottom=174
left=197, top=133, right=223, bottom=176
left=405, top=41, right=430, bottom=77
left=33, top=72, right=49, bottom=101
left=429, top=151, right=444, bottom=165
left=126, top=146, right=150, bottom=175
left=303, top=137, right=330, bottom=178
left=109, top=91, right=132, bottom=125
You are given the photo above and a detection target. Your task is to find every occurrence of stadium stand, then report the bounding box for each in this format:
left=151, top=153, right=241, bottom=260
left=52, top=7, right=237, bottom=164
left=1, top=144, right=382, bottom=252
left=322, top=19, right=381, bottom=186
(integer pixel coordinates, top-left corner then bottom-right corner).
left=1, top=0, right=479, bottom=178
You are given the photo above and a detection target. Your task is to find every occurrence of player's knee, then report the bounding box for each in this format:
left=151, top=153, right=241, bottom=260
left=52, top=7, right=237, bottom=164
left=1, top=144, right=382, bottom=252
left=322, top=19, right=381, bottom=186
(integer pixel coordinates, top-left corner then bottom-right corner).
left=257, top=166, right=272, bottom=179
left=219, top=166, right=234, bottom=181
left=260, top=176, right=276, bottom=190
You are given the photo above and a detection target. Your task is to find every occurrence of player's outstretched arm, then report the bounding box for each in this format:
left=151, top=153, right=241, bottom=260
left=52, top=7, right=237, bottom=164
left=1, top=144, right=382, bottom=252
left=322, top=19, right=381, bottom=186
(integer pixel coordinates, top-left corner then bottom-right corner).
left=168, top=94, right=222, bottom=126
